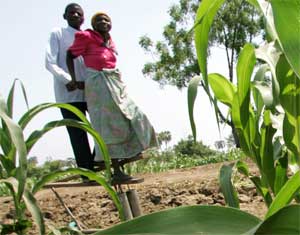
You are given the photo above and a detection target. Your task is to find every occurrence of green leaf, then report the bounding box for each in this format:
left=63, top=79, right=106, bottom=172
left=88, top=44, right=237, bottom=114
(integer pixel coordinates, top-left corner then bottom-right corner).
left=288, top=152, right=300, bottom=174
left=246, top=0, right=259, bottom=9
left=255, top=42, right=281, bottom=105
left=0, top=95, right=27, bottom=202
left=273, top=151, right=288, bottom=196
left=255, top=1, right=278, bottom=42
left=237, top=43, right=256, bottom=128
left=283, top=116, right=300, bottom=162
left=232, top=93, right=242, bottom=129
left=253, top=81, right=273, bottom=110
left=208, top=73, right=236, bottom=107
left=194, top=0, right=226, bottom=87
left=260, top=110, right=276, bottom=191
left=0, top=177, right=23, bottom=220
left=94, top=205, right=261, bottom=235
left=277, top=55, right=300, bottom=158
left=0, top=128, right=12, bottom=156
left=236, top=160, right=250, bottom=177
left=266, top=170, right=300, bottom=219
left=252, top=64, right=273, bottom=112
left=18, top=103, right=89, bottom=130
left=231, top=95, right=252, bottom=157
left=255, top=205, right=300, bottom=235
left=271, top=0, right=300, bottom=78
left=20, top=102, right=112, bottom=180
left=187, top=75, right=201, bottom=140
left=23, top=189, right=45, bottom=235
left=7, top=79, right=29, bottom=118
left=250, top=176, right=273, bottom=208
left=0, top=155, right=15, bottom=176
left=219, top=163, right=240, bottom=208
left=31, top=168, right=124, bottom=221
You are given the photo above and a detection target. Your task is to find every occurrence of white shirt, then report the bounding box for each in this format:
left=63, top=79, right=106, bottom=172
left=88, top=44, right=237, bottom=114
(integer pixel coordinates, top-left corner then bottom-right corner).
left=45, top=26, right=86, bottom=103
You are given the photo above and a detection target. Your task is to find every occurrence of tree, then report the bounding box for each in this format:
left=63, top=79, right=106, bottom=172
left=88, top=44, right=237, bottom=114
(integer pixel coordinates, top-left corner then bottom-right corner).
left=27, top=156, right=38, bottom=166
left=27, top=156, right=43, bottom=178
left=139, top=0, right=263, bottom=146
left=157, top=131, right=172, bottom=150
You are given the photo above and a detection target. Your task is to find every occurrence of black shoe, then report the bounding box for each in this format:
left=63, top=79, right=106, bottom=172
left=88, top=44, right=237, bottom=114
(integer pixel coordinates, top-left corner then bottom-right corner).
left=119, top=153, right=143, bottom=166
left=111, top=171, right=143, bottom=185
left=81, top=176, right=96, bottom=184
left=93, top=161, right=106, bottom=171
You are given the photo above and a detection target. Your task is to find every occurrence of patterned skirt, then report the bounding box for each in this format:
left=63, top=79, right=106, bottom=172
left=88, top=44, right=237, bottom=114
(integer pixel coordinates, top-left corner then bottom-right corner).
left=85, top=68, right=157, bottom=161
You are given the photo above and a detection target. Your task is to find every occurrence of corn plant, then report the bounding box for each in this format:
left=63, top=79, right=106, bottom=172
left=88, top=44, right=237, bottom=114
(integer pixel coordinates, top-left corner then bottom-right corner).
left=188, top=0, right=300, bottom=224
left=0, top=80, right=124, bottom=234
left=90, top=0, right=300, bottom=234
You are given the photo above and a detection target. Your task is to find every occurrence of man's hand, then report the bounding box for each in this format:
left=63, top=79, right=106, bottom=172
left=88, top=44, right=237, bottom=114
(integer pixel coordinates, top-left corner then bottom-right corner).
left=66, top=81, right=77, bottom=91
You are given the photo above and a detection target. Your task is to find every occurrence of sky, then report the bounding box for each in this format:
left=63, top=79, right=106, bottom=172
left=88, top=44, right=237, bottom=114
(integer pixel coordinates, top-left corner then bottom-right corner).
left=1, top=0, right=230, bottom=164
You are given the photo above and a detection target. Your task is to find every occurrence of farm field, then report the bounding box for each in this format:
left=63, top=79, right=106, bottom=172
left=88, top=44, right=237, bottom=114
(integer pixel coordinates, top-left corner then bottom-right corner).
left=0, top=161, right=266, bottom=233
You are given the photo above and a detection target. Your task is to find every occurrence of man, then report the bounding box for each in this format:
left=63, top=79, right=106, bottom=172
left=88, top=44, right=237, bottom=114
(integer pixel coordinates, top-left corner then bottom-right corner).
left=45, top=3, right=94, bottom=173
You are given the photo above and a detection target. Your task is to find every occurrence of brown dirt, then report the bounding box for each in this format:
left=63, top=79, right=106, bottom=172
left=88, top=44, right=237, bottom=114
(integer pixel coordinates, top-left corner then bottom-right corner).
left=0, top=161, right=267, bottom=234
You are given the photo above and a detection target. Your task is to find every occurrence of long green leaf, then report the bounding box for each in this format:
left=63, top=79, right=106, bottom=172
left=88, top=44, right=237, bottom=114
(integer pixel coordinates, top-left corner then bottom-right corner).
left=194, top=0, right=225, bottom=87
left=255, top=42, right=281, bottom=105
left=32, top=168, right=124, bottom=221
left=26, top=119, right=111, bottom=181
left=0, top=177, right=22, bottom=220
left=0, top=95, right=27, bottom=202
left=236, top=160, right=250, bottom=177
left=0, top=128, right=12, bottom=155
left=237, top=43, right=256, bottom=128
left=187, top=75, right=201, bottom=140
left=231, top=94, right=252, bottom=157
left=0, top=155, right=15, bottom=176
left=277, top=55, right=300, bottom=158
left=271, top=0, right=300, bottom=78
left=18, top=103, right=89, bottom=130
left=219, top=163, right=240, bottom=208
left=208, top=73, right=236, bottom=107
left=250, top=176, right=273, bottom=208
left=94, top=205, right=260, bottom=235
left=20, top=102, right=112, bottom=179
left=7, top=79, right=29, bottom=118
left=255, top=205, right=300, bottom=235
left=266, top=170, right=300, bottom=219
left=23, top=189, right=45, bottom=235
left=253, top=1, right=278, bottom=42
left=252, top=64, right=273, bottom=112
left=274, top=151, right=288, bottom=196
left=260, top=110, right=276, bottom=191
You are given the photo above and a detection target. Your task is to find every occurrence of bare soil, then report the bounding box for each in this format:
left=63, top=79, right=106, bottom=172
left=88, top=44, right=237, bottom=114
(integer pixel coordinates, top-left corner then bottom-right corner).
left=0, top=161, right=267, bottom=234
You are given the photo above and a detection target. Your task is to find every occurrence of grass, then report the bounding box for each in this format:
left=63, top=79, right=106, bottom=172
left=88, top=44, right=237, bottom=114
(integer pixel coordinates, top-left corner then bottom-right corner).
left=125, top=148, right=245, bottom=175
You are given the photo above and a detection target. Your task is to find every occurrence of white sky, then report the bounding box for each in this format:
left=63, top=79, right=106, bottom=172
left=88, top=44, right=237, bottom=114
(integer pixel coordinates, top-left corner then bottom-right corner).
left=1, top=0, right=230, bottom=164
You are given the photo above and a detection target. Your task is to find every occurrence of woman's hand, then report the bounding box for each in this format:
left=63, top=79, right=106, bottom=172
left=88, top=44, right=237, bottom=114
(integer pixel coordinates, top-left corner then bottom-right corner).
left=76, top=81, right=85, bottom=90
left=66, top=80, right=77, bottom=91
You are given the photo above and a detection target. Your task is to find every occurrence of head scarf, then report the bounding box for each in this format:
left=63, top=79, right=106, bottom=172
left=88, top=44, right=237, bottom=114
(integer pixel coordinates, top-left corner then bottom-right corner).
left=91, top=12, right=111, bottom=29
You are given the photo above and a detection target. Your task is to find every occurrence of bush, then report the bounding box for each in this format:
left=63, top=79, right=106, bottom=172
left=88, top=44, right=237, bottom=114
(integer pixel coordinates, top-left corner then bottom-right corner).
left=174, top=135, right=218, bottom=157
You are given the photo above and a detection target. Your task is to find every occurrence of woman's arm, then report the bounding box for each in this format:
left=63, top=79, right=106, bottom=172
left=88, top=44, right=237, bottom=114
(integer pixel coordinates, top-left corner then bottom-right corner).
left=65, top=50, right=78, bottom=91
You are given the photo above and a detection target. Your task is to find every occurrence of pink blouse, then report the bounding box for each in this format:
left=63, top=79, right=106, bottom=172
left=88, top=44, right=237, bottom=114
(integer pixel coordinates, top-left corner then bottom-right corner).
left=69, top=29, right=117, bottom=71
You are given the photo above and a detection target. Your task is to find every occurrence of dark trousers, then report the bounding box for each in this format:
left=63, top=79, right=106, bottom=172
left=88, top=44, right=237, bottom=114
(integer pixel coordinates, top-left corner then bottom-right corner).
left=60, top=102, right=93, bottom=170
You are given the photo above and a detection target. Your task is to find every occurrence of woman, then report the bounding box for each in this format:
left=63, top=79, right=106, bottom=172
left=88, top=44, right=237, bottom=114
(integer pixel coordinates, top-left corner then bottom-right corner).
left=66, top=12, right=157, bottom=183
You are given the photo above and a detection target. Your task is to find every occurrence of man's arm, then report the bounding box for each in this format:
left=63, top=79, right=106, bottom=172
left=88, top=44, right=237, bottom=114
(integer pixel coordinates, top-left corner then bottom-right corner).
left=45, top=30, right=72, bottom=84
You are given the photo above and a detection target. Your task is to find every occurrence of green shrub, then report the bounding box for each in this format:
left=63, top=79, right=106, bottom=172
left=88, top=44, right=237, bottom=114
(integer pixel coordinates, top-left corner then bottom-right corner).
left=174, top=135, right=218, bottom=157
